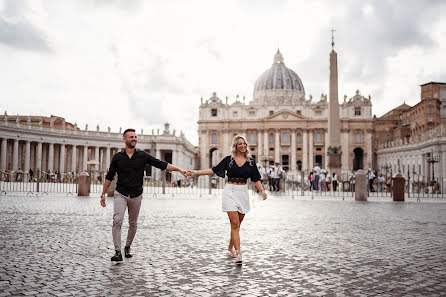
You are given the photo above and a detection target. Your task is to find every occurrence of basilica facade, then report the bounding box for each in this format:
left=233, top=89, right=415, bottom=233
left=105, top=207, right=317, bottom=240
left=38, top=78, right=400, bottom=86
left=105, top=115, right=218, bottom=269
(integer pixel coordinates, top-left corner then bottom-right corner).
left=198, top=50, right=374, bottom=174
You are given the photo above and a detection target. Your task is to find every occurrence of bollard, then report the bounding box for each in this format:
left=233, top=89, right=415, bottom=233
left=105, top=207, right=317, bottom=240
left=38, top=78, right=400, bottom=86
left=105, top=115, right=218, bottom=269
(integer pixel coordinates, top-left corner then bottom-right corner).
left=106, top=174, right=117, bottom=197
left=355, top=169, right=368, bottom=201
left=162, top=173, right=166, bottom=194
left=77, top=171, right=91, bottom=196
left=392, top=173, right=405, bottom=201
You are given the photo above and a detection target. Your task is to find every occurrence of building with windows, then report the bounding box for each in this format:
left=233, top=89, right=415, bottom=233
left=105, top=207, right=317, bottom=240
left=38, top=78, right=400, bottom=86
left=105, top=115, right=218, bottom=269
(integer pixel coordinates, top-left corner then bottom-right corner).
left=0, top=114, right=196, bottom=181
left=375, top=82, right=446, bottom=186
left=198, top=50, right=374, bottom=173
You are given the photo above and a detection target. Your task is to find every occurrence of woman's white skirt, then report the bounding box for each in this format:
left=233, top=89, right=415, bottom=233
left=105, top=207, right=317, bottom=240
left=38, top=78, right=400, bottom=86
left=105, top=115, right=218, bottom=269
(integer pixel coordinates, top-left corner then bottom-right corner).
left=222, top=183, right=250, bottom=214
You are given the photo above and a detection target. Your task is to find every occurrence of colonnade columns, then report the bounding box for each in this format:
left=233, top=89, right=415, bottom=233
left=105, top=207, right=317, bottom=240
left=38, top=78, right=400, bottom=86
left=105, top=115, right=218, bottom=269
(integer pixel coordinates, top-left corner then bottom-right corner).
left=71, top=146, right=77, bottom=173
left=291, top=129, right=297, bottom=172
left=341, top=129, right=349, bottom=172
left=257, top=129, right=263, bottom=163
left=12, top=139, right=19, bottom=171
left=308, top=131, right=313, bottom=168
left=1, top=138, right=7, bottom=170
left=105, top=147, right=111, bottom=172
left=83, top=146, right=88, bottom=171
left=274, top=129, right=280, bottom=163
left=48, top=143, right=54, bottom=172
left=94, top=147, right=100, bottom=173
left=302, top=130, right=308, bottom=171
left=155, top=149, right=161, bottom=180
left=59, top=144, right=65, bottom=173
left=223, top=130, right=229, bottom=157
left=24, top=141, right=31, bottom=173
left=36, top=142, right=42, bottom=172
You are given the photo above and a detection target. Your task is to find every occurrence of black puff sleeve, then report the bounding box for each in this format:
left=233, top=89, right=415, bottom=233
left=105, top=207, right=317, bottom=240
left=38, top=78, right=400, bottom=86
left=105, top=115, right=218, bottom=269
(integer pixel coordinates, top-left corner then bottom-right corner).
left=212, top=156, right=229, bottom=178
left=250, top=160, right=262, bottom=182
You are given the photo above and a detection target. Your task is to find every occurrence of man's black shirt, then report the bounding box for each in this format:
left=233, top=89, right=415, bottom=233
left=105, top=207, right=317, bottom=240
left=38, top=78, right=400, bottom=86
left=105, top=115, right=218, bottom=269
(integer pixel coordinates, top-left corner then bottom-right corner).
left=106, top=149, right=168, bottom=197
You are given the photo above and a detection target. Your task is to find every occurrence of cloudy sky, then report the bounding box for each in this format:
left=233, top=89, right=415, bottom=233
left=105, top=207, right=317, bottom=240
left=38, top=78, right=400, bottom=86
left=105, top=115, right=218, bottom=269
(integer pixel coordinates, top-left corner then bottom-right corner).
left=1, top=0, right=445, bottom=145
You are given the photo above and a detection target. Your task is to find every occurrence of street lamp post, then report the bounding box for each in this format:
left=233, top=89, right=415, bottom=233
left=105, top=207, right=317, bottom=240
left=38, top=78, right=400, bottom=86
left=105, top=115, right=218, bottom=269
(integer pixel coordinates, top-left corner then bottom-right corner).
left=427, top=150, right=440, bottom=185
left=382, top=163, right=391, bottom=179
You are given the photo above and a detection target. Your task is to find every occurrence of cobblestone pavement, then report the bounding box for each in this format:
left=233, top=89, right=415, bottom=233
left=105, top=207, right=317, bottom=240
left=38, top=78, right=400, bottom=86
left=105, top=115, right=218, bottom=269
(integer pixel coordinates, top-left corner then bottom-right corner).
left=1, top=194, right=445, bottom=297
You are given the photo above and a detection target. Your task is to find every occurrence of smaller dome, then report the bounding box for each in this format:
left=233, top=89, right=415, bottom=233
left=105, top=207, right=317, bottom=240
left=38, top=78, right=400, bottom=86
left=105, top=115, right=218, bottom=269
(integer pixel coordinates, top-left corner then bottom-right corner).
left=254, top=50, right=305, bottom=93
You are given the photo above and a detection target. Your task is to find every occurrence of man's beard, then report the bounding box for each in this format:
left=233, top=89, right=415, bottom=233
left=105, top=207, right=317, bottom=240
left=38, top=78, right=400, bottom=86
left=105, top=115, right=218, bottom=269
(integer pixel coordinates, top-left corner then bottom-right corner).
left=126, top=142, right=136, bottom=149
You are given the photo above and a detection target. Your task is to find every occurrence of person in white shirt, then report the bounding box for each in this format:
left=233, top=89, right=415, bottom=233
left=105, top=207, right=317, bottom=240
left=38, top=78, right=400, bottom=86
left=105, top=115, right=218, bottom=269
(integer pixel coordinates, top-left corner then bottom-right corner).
left=312, top=164, right=321, bottom=191
left=272, top=162, right=283, bottom=191
left=332, top=172, right=338, bottom=192
left=377, top=173, right=385, bottom=192
left=368, top=169, right=376, bottom=192
left=319, top=170, right=326, bottom=191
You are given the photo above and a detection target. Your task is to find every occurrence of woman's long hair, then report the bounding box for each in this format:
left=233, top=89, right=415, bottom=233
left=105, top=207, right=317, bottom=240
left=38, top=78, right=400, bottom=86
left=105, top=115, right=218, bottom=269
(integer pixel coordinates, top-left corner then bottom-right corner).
left=229, top=135, right=253, bottom=167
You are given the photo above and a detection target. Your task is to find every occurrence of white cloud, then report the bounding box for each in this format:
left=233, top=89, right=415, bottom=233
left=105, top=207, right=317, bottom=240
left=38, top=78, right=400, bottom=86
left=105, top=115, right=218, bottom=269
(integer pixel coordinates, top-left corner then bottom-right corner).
left=1, top=0, right=445, bottom=145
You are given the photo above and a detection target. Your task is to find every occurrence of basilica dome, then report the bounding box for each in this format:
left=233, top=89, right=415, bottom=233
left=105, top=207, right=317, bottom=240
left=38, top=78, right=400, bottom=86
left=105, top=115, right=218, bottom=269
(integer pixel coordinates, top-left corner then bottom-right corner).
left=254, top=50, right=305, bottom=94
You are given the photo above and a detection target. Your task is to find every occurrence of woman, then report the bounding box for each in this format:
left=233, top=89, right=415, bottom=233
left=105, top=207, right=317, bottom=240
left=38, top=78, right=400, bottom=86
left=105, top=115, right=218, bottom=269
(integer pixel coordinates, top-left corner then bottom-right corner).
left=193, top=135, right=267, bottom=265
left=332, top=172, right=338, bottom=192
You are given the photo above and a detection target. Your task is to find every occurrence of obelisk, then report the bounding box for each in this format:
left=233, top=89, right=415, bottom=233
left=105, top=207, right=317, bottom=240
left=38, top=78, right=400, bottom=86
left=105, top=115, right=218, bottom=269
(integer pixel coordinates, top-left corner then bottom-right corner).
left=327, top=30, right=342, bottom=174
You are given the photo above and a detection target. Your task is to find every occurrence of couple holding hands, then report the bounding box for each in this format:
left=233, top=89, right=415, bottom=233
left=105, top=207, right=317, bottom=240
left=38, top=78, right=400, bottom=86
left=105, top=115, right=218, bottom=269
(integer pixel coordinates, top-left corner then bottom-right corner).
left=100, top=129, right=267, bottom=265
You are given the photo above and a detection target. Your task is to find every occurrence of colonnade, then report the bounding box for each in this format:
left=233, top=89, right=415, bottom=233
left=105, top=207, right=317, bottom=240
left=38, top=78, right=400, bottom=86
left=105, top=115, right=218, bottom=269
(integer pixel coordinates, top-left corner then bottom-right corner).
left=0, top=137, right=185, bottom=181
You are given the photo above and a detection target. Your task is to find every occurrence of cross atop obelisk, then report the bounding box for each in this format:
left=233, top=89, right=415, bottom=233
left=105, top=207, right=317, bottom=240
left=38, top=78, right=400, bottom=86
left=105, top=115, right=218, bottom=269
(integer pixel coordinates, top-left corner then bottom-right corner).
left=331, top=28, right=336, bottom=50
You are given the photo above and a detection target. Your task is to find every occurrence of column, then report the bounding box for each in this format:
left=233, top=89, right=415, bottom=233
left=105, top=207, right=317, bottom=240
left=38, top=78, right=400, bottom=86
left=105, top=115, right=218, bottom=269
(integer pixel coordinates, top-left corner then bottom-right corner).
left=105, top=147, right=111, bottom=172
left=155, top=148, right=161, bottom=180
left=200, top=131, right=208, bottom=169
left=94, top=147, right=100, bottom=172
left=36, top=142, right=42, bottom=171
left=12, top=139, right=19, bottom=171
left=263, top=130, right=268, bottom=159
left=308, top=131, right=313, bottom=168
left=366, top=130, right=372, bottom=169
left=257, top=129, right=263, bottom=162
left=71, top=145, right=77, bottom=173
left=275, top=129, right=280, bottom=163
left=302, top=130, right=308, bottom=171
left=291, top=129, right=297, bottom=171
left=24, top=141, right=30, bottom=172
left=223, top=130, right=229, bottom=157
left=83, top=146, right=88, bottom=171
left=1, top=138, right=7, bottom=170
left=48, top=143, right=54, bottom=171
left=59, top=144, right=65, bottom=173
left=341, top=130, right=349, bottom=172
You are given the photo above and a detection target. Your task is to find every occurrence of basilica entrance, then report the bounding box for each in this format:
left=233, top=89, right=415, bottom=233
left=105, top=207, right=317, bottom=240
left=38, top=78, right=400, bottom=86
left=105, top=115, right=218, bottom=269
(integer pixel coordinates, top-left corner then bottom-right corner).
left=353, top=148, right=363, bottom=171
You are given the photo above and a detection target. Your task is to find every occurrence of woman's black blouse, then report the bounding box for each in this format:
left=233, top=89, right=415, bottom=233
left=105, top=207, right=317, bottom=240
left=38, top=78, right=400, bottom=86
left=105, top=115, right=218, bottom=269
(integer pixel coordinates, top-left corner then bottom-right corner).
left=211, top=156, right=261, bottom=182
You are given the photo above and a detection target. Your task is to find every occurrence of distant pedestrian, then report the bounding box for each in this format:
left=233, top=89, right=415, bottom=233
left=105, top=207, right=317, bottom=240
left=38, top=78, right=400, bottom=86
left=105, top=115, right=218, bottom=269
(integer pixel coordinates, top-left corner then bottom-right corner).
left=332, top=172, right=338, bottom=192
left=312, top=164, right=321, bottom=191
left=378, top=173, right=385, bottom=192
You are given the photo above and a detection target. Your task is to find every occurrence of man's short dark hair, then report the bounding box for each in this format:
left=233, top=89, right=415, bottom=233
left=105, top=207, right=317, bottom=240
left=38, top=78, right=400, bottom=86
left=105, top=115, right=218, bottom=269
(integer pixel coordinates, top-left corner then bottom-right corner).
left=123, top=128, right=136, bottom=137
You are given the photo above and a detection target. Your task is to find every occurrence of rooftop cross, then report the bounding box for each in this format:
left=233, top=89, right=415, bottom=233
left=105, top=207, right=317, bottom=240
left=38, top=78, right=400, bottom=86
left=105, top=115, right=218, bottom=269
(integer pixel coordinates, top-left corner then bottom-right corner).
left=331, top=28, right=336, bottom=49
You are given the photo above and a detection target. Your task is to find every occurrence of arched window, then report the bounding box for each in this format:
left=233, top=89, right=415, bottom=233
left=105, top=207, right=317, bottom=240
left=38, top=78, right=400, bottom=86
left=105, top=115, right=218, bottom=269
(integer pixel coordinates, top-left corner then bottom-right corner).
left=315, top=132, right=321, bottom=143
left=355, top=133, right=361, bottom=144
left=211, top=133, right=217, bottom=144
left=296, top=134, right=301, bottom=144
left=269, top=134, right=274, bottom=144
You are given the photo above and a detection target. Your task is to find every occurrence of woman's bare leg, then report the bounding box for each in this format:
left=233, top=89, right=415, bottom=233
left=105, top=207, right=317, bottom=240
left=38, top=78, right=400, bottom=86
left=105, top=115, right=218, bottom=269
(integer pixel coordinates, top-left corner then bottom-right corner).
left=228, top=212, right=245, bottom=256
left=227, top=211, right=241, bottom=251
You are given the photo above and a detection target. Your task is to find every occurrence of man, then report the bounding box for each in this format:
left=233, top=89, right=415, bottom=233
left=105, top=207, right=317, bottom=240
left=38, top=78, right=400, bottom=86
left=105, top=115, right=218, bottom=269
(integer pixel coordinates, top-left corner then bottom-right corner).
left=272, top=162, right=283, bottom=192
left=312, top=163, right=321, bottom=191
left=100, top=128, right=191, bottom=262
left=368, top=169, right=375, bottom=192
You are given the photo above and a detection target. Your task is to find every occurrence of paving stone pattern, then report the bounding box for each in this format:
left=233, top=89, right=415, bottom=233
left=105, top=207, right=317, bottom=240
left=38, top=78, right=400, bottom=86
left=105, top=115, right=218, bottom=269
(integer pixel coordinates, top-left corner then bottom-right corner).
left=1, top=195, right=445, bottom=296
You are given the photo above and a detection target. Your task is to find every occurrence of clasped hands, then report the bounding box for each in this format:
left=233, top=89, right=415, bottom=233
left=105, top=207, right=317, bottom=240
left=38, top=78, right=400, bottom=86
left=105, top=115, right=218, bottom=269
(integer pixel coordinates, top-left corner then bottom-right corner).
left=179, top=169, right=195, bottom=178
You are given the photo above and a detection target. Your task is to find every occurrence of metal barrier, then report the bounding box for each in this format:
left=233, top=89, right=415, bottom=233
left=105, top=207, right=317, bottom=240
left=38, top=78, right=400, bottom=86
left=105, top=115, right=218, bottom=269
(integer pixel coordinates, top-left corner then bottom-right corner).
left=1, top=169, right=445, bottom=199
